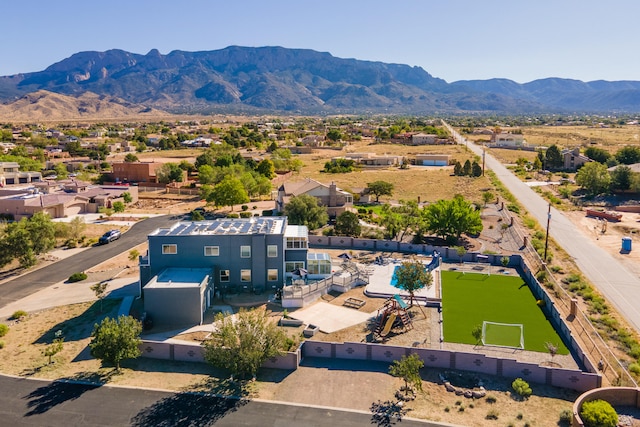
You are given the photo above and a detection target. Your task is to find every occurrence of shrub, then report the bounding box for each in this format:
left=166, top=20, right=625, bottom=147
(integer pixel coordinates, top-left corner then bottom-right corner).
left=628, top=362, right=640, bottom=375
left=511, top=378, right=532, bottom=399
left=485, top=395, right=497, bottom=404
left=0, top=340, right=4, bottom=349
left=485, top=409, right=499, bottom=420
left=68, top=272, right=88, bottom=283
left=444, top=406, right=450, bottom=412
left=239, top=212, right=252, bottom=218
left=10, top=310, right=27, bottom=320
left=226, top=213, right=239, bottom=218
left=558, top=408, right=572, bottom=425
left=261, top=209, right=274, bottom=216
left=241, top=205, right=248, bottom=211
left=580, top=399, right=618, bottom=427
left=506, top=203, right=520, bottom=214
left=0, top=324, right=8, bottom=337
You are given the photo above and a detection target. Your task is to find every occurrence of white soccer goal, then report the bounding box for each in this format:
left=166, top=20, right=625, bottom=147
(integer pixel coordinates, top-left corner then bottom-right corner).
left=481, top=321, right=524, bottom=349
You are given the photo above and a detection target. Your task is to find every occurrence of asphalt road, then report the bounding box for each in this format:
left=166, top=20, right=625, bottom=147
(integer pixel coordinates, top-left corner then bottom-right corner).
left=0, top=215, right=178, bottom=308
left=444, top=122, right=640, bottom=333
left=0, top=375, right=448, bottom=426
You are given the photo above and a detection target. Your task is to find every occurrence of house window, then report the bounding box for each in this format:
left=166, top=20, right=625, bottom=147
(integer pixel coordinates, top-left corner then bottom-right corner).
left=267, top=245, right=278, bottom=258
left=285, top=261, right=305, bottom=273
left=241, top=245, right=251, bottom=258
left=286, top=237, right=308, bottom=249
left=204, top=246, right=219, bottom=256
left=241, top=269, right=251, bottom=282
left=268, top=269, right=278, bottom=281
left=220, top=270, right=230, bottom=282
left=162, top=244, right=177, bottom=254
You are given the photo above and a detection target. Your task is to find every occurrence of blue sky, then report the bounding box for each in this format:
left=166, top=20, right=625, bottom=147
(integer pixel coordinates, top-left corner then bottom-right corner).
left=1, top=0, right=638, bottom=83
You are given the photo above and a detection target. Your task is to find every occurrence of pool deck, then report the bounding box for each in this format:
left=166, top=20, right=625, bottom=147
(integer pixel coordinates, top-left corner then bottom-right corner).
left=362, top=258, right=439, bottom=301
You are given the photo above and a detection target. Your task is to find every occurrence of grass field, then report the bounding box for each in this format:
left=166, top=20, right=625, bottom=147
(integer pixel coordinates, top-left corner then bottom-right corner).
left=441, top=270, right=569, bottom=354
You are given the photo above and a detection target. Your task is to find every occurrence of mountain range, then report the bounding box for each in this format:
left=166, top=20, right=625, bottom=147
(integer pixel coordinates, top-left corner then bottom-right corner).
left=1, top=46, right=639, bottom=117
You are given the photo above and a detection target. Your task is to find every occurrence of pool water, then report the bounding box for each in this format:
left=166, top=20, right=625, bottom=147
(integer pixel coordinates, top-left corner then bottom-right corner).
left=390, top=266, right=401, bottom=288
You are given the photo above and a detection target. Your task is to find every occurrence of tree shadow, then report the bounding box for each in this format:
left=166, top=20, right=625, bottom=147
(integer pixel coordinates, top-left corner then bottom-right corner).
left=370, top=399, right=408, bottom=427
left=130, top=391, right=248, bottom=426
left=23, top=379, right=100, bottom=416
left=32, top=299, right=120, bottom=345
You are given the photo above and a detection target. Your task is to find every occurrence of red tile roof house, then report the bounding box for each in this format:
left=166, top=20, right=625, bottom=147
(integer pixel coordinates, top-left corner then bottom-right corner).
left=275, top=178, right=353, bottom=219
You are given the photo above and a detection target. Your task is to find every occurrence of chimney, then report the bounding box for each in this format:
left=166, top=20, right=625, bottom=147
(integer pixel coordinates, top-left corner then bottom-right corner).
left=329, top=182, right=337, bottom=207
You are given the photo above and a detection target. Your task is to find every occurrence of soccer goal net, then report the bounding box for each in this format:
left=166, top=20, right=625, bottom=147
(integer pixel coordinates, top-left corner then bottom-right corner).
left=481, top=321, right=524, bottom=350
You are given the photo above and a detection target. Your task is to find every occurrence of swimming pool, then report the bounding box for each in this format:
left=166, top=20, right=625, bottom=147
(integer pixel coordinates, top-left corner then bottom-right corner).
left=390, top=266, right=401, bottom=288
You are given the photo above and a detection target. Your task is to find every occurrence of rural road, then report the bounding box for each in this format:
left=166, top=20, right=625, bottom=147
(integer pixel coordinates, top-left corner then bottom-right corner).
left=0, top=215, right=177, bottom=309
left=0, top=375, right=448, bottom=426
left=443, top=122, right=640, bottom=333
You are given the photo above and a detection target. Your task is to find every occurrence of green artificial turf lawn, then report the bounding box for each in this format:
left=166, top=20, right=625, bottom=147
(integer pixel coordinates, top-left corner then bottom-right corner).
left=441, top=270, right=569, bottom=354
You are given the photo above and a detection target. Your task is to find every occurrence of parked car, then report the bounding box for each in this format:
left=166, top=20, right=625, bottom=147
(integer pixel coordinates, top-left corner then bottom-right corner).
left=99, top=229, right=121, bottom=244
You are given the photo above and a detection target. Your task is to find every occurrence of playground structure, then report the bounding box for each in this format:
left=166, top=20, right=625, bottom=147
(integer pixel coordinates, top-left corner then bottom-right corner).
left=374, top=294, right=414, bottom=338
left=425, top=250, right=441, bottom=271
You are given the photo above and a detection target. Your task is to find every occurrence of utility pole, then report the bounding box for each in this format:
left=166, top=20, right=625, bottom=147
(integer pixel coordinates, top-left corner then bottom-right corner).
left=543, top=203, right=551, bottom=262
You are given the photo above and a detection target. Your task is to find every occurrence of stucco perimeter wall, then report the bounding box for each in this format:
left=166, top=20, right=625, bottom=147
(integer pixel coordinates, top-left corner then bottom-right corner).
left=309, top=236, right=515, bottom=266
left=301, top=341, right=600, bottom=392
left=139, top=340, right=300, bottom=370
left=572, top=387, right=640, bottom=427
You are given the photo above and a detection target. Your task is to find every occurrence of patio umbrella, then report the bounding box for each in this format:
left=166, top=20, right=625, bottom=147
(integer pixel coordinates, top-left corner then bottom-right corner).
left=292, top=268, right=308, bottom=277
left=338, top=252, right=353, bottom=261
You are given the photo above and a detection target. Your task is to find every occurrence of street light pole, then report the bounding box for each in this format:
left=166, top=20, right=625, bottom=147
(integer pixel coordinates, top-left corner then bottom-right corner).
left=543, top=203, right=551, bottom=261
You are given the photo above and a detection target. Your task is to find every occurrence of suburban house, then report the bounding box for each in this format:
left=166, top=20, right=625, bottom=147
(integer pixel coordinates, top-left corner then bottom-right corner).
left=0, top=162, right=42, bottom=186
left=413, top=154, right=451, bottom=166
left=411, top=133, right=450, bottom=145
left=139, top=217, right=332, bottom=326
left=489, top=132, right=527, bottom=147
left=110, top=161, right=164, bottom=184
left=275, top=178, right=353, bottom=218
left=562, top=148, right=591, bottom=171
left=341, top=152, right=403, bottom=167
left=0, top=181, right=137, bottom=220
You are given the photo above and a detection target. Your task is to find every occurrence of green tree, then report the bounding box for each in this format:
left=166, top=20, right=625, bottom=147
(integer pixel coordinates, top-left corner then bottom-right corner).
left=43, top=338, right=64, bottom=365
left=393, top=258, right=432, bottom=308
left=323, top=158, right=355, bottom=173
left=178, top=160, right=195, bottom=174
left=156, top=162, right=183, bottom=183
left=367, top=180, right=394, bottom=203
left=422, top=195, right=483, bottom=242
left=471, top=161, right=482, bottom=177
left=453, top=161, right=463, bottom=176
left=197, top=164, right=216, bottom=185
left=462, top=159, right=471, bottom=176
left=283, top=194, right=328, bottom=230
left=389, top=354, right=424, bottom=396
left=334, top=211, right=361, bottom=237
left=122, top=192, right=133, bottom=203
left=91, top=281, right=108, bottom=313
left=481, top=191, right=493, bottom=206
left=112, top=201, right=125, bottom=213
left=471, top=324, right=482, bottom=345
left=203, top=308, right=287, bottom=379
left=511, top=378, right=532, bottom=399
left=580, top=399, right=618, bottom=427
left=545, top=145, right=564, bottom=169
left=585, top=146, right=611, bottom=164
left=610, top=165, right=632, bottom=191
left=326, top=129, right=343, bottom=142
left=89, top=315, right=142, bottom=371
left=615, top=145, right=640, bottom=165
left=206, top=176, right=249, bottom=210
left=124, top=153, right=139, bottom=162
left=256, top=159, right=276, bottom=179
left=53, top=163, right=69, bottom=179
left=575, top=162, right=611, bottom=196
left=533, top=156, right=542, bottom=171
